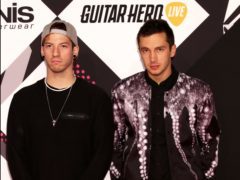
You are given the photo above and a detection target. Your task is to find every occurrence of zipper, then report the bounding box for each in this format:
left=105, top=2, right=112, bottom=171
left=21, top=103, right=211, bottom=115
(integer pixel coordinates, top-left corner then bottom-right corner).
left=123, top=100, right=139, bottom=179
left=184, top=159, right=198, bottom=180
left=146, top=112, right=152, bottom=180
left=146, top=92, right=152, bottom=180
left=122, top=145, right=128, bottom=161
left=123, top=136, right=137, bottom=179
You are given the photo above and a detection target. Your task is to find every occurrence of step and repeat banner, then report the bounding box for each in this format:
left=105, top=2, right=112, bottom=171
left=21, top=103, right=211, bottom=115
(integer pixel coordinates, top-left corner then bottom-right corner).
left=1, top=0, right=240, bottom=179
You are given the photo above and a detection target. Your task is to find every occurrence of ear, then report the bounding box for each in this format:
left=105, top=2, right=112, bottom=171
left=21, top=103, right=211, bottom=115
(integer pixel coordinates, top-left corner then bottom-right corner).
left=73, top=45, right=79, bottom=57
left=41, top=46, right=44, bottom=57
left=170, top=44, right=176, bottom=58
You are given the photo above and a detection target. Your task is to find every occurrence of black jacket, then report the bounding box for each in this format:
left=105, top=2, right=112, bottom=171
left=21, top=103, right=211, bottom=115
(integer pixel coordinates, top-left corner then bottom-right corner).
left=110, top=71, right=220, bottom=180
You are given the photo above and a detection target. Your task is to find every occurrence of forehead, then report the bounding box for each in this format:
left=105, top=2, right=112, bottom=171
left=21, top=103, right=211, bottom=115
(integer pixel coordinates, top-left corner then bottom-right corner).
left=139, top=32, right=168, bottom=47
left=43, top=33, right=72, bottom=44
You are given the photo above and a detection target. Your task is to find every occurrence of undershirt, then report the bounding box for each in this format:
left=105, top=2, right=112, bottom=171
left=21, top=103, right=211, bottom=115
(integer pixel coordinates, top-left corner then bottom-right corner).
left=145, top=68, right=178, bottom=180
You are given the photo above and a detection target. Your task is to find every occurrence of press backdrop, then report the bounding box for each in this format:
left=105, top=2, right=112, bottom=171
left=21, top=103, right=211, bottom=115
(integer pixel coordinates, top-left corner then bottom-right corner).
left=1, top=0, right=240, bottom=179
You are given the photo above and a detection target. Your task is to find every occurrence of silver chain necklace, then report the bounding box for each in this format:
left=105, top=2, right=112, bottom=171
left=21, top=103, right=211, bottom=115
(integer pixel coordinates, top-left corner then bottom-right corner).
left=45, top=83, right=73, bottom=127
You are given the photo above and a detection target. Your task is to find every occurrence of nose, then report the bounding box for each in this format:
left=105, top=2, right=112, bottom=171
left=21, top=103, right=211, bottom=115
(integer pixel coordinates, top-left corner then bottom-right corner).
left=149, top=51, right=157, bottom=62
left=53, top=46, right=60, bottom=57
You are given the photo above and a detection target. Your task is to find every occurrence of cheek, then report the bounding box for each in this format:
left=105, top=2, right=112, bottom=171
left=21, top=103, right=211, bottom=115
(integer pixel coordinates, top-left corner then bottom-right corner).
left=141, top=54, right=149, bottom=62
left=42, top=49, right=52, bottom=56
left=157, top=53, right=168, bottom=61
left=64, top=51, right=74, bottom=57
left=141, top=58, right=149, bottom=66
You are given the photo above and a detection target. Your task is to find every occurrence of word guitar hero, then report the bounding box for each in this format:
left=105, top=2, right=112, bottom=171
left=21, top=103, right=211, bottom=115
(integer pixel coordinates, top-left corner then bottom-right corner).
left=80, top=4, right=164, bottom=23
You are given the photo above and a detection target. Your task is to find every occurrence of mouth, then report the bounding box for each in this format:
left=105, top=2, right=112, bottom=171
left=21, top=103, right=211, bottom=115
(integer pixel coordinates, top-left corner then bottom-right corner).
left=51, top=59, right=61, bottom=64
left=150, top=64, right=159, bottom=70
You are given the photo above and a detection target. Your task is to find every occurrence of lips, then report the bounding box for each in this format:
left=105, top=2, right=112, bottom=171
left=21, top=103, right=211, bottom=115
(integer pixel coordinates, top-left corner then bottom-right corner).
left=51, top=59, right=61, bottom=64
left=150, top=64, right=159, bottom=70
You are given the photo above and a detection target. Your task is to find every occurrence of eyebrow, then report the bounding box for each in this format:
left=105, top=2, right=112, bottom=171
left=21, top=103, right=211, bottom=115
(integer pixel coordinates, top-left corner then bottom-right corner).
left=155, top=45, right=167, bottom=49
left=140, top=45, right=167, bottom=49
left=43, top=41, right=70, bottom=45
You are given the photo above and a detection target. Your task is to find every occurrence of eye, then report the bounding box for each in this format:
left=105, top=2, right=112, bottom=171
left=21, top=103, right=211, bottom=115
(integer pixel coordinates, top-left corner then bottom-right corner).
left=60, top=44, right=66, bottom=48
left=155, top=47, right=166, bottom=54
left=141, top=48, right=149, bottom=54
left=156, top=47, right=164, bottom=52
left=61, top=43, right=70, bottom=48
left=44, top=44, right=52, bottom=48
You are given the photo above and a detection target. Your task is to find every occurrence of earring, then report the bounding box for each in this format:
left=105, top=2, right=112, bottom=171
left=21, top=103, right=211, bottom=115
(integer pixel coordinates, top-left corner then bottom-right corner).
left=73, top=55, right=77, bottom=61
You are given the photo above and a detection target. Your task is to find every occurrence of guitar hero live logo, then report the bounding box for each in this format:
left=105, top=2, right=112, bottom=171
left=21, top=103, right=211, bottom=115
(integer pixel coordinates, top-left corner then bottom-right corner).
left=80, top=2, right=188, bottom=26
left=80, top=4, right=164, bottom=23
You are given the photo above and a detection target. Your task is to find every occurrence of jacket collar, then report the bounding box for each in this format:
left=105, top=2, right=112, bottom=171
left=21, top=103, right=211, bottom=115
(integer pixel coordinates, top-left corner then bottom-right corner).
left=144, top=66, right=179, bottom=91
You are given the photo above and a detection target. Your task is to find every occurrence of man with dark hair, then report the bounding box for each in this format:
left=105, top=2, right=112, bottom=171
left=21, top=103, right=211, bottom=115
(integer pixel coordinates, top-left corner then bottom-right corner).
left=110, top=19, right=220, bottom=180
left=6, top=20, right=114, bottom=180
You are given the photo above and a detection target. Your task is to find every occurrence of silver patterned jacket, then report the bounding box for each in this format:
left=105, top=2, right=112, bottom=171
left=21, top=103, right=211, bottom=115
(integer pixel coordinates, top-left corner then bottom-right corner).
left=110, top=71, right=220, bottom=180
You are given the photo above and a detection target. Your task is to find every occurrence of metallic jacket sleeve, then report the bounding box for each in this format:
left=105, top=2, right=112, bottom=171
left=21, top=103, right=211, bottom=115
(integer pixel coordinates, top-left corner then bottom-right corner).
left=110, top=88, right=127, bottom=179
left=196, top=87, right=221, bottom=179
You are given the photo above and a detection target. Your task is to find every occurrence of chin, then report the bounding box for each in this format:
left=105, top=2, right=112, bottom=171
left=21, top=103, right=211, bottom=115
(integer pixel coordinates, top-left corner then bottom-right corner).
left=149, top=69, right=161, bottom=75
left=50, top=68, right=65, bottom=73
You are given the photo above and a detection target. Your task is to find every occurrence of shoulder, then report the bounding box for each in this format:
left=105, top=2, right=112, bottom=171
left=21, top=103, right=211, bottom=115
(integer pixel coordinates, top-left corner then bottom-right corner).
left=179, top=73, right=211, bottom=88
left=112, top=71, right=145, bottom=92
left=177, top=73, right=213, bottom=95
left=74, top=78, right=110, bottom=100
left=10, top=79, right=44, bottom=108
left=13, top=79, right=44, bottom=99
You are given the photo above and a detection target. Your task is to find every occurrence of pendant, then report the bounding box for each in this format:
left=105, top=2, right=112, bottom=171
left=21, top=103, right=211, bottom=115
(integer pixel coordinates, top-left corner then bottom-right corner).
left=52, top=119, right=57, bottom=127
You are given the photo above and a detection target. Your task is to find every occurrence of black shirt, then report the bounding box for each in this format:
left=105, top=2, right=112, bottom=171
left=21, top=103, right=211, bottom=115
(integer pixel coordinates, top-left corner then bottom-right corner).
left=145, top=67, right=178, bottom=180
left=6, top=78, right=114, bottom=180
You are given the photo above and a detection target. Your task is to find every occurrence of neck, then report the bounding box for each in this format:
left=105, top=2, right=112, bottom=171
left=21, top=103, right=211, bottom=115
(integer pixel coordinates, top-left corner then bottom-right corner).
left=149, top=71, right=172, bottom=85
left=46, top=73, right=76, bottom=89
